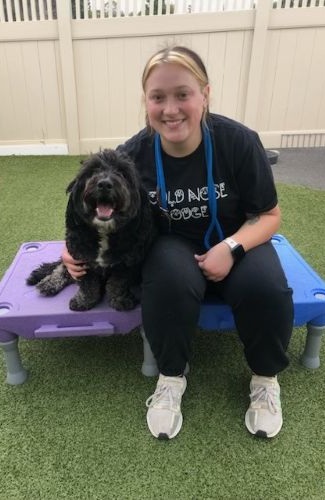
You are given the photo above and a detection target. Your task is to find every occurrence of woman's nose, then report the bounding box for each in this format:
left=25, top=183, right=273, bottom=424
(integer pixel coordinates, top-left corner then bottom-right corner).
left=163, top=98, right=179, bottom=114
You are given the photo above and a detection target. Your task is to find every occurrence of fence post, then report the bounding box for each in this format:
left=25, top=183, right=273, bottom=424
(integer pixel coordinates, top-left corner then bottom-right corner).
left=56, top=1, right=80, bottom=154
left=244, top=0, right=273, bottom=131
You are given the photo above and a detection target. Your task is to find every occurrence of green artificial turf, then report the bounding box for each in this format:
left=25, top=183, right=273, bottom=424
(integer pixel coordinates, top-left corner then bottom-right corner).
left=0, top=155, right=325, bottom=499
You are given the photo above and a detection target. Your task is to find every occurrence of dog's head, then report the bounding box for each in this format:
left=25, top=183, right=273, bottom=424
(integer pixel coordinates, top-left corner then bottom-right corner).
left=67, top=149, right=141, bottom=230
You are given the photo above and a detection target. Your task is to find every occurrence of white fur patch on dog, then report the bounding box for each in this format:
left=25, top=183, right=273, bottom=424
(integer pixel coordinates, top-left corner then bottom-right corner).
left=95, top=225, right=111, bottom=267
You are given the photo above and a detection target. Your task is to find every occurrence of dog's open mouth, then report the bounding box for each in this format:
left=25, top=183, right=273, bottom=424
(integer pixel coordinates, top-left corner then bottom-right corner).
left=96, top=204, right=114, bottom=220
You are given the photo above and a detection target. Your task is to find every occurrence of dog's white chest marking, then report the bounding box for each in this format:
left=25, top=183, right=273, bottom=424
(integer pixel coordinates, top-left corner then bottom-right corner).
left=96, top=226, right=110, bottom=267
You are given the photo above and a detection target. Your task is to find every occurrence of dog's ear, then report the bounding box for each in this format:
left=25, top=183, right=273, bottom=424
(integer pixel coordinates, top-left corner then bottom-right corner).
left=66, top=156, right=90, bottom=194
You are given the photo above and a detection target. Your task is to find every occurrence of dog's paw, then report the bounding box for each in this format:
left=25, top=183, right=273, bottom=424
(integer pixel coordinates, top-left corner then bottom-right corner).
left=26, top=270, right=41, bottom=286
left=37, top=276, right=63, bottom=296
left=35, top=263, right=72, bottom=296
left=109, top=294, right=138, bottom=311
left=69, top=297, right=91, bottom=311
left=69, top=295, right=97, bottom=311
left=26, top=261, right=61, bottom=286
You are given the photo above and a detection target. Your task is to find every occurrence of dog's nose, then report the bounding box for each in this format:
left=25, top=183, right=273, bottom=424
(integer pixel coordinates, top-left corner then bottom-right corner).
left=97, top=179, right=112, bottom=190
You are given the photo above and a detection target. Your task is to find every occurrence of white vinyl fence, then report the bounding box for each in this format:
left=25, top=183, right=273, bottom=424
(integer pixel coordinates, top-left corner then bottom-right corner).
left=1, top=0, right=256, bottom=21
left=0, top=0, right=325, bottom=154
left=1, top=0, right=325, bottom=22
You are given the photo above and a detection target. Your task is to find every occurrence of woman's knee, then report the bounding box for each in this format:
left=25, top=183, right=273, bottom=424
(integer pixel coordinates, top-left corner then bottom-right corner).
left=223, top=243, right=293, bottom=308
left=142, top=235, right=206, bottom=299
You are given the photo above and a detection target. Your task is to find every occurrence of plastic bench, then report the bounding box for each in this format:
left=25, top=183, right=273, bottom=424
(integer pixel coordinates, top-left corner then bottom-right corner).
left=0, top=235, right=324, bottom=384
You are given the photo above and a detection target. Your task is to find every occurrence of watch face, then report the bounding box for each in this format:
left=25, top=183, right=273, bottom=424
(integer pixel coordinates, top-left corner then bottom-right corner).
left=232, top=244, right=245, bottom=262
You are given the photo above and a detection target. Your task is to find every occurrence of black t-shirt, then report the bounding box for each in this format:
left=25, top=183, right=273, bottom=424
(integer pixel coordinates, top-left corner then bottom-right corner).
left=117, top=113, right=277, bottom=252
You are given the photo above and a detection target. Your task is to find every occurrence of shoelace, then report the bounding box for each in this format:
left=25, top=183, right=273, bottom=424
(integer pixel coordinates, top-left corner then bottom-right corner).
left=146, top=384, right=181, bottom=412
left=250, top=386, right=280, bottom=414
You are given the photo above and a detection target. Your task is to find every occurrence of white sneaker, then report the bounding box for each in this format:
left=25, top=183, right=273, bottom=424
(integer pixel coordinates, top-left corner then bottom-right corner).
left=146, top=374, right=187, bottom=440
left=245, top=375, right=283, bottom=438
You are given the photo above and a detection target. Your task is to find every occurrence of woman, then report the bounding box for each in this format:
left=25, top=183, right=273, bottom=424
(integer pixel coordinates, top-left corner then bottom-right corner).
left=63, top=46, right=293, bottom=440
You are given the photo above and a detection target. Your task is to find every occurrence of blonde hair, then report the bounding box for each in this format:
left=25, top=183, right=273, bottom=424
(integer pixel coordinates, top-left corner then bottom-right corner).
left=142, top=46, right=210, bottom=129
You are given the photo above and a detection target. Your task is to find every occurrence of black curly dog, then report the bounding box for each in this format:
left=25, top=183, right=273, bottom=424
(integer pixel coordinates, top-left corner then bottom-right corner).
left=27, top=149, right=157, bottom=311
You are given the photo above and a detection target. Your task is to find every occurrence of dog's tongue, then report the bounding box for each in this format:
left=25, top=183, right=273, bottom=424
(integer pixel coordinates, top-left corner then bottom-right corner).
left=96, top=204, right=114, bottom=219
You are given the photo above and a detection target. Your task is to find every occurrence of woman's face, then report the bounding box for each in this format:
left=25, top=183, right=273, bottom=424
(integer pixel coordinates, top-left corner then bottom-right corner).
left=144, top=63, right=209, bottom=156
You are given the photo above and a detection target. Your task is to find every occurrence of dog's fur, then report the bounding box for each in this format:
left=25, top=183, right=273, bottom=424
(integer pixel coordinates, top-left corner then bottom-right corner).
left=27, top=149, right=157, bottom=311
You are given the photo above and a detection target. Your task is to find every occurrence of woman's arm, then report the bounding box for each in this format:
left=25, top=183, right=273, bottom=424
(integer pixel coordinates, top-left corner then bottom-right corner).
left=230, top=204, right=281, bottom=252
left=194, top=204, right=281, bottom=282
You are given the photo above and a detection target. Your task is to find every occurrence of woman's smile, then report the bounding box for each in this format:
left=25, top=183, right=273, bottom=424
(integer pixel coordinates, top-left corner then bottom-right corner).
left=162, top=118, right=186, bottom=129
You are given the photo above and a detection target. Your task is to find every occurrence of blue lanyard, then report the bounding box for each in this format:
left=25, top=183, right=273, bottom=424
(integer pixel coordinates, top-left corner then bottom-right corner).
left=154, top=125, right=224, bottom=249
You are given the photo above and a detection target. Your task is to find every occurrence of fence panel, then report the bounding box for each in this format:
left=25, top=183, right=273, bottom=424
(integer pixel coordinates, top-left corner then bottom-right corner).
left=1, top=0, right=325, bottom=22
left=71, top=0, right=256, bottom=19
left=0, top=0, right=57, bottom=22
left=0, top=35, right=66, bottom=153
left=1, top=0, right=325, bottom=153
left=256, top=10, right=325, bottom=146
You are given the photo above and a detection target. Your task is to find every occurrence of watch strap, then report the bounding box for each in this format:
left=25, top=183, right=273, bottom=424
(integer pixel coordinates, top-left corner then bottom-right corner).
left=223, top=238, right=246, bottom=262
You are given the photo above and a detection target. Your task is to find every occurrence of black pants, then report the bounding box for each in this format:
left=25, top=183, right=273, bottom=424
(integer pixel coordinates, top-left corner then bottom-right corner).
left=141, top=235, right=294, bottom=377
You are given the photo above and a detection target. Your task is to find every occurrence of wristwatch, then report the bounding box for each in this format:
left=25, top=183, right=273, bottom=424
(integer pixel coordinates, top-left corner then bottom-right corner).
left=223, top=237, right=246, bottom=263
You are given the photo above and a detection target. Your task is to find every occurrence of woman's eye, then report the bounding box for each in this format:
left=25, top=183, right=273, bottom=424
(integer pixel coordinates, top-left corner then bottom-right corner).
left=178, top=93, right=188, bottom=100
left=151, top=95, right=163, bottom=102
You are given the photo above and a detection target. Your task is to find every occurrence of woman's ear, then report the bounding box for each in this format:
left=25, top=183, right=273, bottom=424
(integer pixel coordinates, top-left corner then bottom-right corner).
left=203, top=84, right=210, bottom=106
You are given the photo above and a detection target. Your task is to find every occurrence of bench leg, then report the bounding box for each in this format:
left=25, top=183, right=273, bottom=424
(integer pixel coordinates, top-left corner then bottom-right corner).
left=300, top=323, right=324, bottom=369
left=0, top=338, right=28, bottom=385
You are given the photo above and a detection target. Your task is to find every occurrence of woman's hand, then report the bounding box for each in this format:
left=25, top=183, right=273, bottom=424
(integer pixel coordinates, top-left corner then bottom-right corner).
left=195, top=206, right=282, bottom=282
left=62, top=244, right=87, bottom=280
left=194, top=242, right=234, bottom=282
